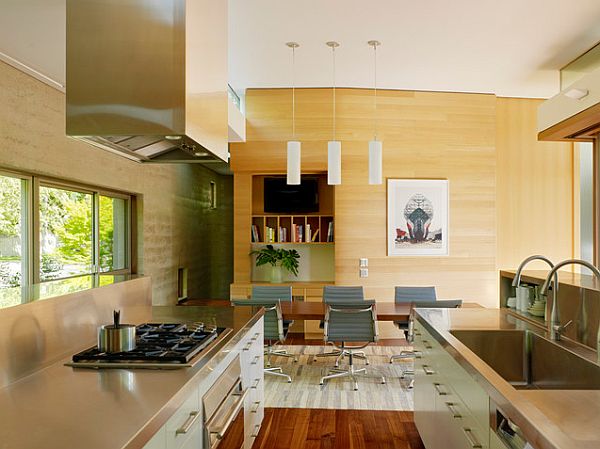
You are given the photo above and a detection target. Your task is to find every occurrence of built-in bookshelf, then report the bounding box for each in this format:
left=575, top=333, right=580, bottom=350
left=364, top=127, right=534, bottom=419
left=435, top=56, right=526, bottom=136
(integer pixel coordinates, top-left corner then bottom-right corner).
left=251, top=215, right=334, bottom=244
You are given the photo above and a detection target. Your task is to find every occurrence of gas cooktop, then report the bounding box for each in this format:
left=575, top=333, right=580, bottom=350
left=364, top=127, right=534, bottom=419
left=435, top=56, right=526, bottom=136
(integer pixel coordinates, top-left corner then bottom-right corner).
left=66, top=322, right=231, bottom=369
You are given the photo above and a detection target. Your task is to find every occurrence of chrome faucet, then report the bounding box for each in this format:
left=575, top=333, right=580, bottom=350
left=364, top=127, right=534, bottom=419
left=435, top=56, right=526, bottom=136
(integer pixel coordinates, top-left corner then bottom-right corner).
left=512, top=256, right=558, bottom=333
left=541, top=260, right=600, bottom=357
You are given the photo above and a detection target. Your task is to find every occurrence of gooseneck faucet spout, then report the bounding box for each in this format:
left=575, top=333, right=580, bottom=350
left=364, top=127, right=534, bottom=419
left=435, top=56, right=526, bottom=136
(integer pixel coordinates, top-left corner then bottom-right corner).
left=512, top=255, right=556, bottom=288
left=512, top=256, right=559, bottom=337
left=541, top=260, right=600, bottom=355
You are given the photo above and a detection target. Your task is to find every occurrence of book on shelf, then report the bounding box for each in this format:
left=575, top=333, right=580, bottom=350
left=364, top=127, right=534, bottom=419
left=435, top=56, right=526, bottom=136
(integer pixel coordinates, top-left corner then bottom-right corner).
left=251, top=224, right=260, bottom=242
left=311, top=228, right=320, bottom=242
left=278, top=226, right=288, bottom=243
left=305, top=224, right=311, bottom=243
left=265, top=226, right=276, bottom=243
left=327, top=222, right=334, bottom=242
left=291, top=224, right=303, bottom=243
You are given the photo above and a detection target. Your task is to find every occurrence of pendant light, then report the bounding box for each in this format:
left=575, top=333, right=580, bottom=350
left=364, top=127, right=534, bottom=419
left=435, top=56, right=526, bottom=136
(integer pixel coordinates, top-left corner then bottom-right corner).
left=286, top=42, right=301, bottom=185
left=368, top=40, right=382, bottom=185
left=326, top=41, right=341, bottom=185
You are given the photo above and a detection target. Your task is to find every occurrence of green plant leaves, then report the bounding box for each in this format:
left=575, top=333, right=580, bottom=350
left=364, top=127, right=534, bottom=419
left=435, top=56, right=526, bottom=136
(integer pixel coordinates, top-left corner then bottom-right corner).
left=250, top=245, right=300, bottom=277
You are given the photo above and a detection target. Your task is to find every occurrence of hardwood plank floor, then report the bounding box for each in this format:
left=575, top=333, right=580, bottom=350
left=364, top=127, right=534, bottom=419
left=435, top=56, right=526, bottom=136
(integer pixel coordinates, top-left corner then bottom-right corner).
left=252, top=408, right=425, bottom=449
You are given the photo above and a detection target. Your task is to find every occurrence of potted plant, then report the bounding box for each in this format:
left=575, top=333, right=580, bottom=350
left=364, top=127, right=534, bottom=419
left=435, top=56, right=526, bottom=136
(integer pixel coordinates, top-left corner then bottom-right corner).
left=251, top=244, right=300, bottom=283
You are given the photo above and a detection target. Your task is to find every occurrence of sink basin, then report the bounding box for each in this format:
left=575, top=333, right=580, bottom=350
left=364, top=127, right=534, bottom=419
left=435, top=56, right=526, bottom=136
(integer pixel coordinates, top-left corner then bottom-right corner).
left=450, top=329, right=600, bottom=390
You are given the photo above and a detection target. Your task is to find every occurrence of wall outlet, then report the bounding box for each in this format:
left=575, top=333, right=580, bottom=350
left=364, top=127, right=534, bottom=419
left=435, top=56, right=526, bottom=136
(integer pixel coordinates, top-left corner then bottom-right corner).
left=359, top=268, right=368, bottom=278
left=359, top=258, right=368, bottom=268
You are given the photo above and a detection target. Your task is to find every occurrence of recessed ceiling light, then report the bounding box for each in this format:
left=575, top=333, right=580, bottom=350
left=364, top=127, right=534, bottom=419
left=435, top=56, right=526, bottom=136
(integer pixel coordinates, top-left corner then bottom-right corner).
left=564, top=88, right=589, bottom=100
left=165, top=135, right=182, bottom=140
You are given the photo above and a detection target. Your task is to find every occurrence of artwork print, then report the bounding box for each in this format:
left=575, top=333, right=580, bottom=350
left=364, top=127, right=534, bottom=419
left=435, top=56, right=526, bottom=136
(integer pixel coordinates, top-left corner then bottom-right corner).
left=387, top=179, right=449, bottom=256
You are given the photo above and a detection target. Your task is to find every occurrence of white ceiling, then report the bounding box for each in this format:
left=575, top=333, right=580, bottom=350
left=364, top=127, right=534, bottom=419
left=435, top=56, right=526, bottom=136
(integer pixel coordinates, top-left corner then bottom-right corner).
left=2, top=1, right=600, bottom=99
left=229, top=0, right=600, bottom=99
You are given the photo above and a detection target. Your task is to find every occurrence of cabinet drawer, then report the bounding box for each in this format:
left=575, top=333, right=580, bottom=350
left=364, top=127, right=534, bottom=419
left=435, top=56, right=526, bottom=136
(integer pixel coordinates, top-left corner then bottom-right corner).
left=442, top=360, right=490, bottom=430
left=414, top=356, right=440, bottom=449
left=437, top=384, right=489, bottom=448
left=165, top=390, right=201, bottom=449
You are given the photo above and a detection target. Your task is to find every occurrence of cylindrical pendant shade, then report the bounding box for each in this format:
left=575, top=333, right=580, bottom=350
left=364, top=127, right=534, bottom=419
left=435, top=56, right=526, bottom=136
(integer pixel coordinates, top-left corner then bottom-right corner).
left=368, top=140, right=383, bottom=185
left=287, top=140, right=301, bottom=185
left=327, top=141, right=342, bottom=185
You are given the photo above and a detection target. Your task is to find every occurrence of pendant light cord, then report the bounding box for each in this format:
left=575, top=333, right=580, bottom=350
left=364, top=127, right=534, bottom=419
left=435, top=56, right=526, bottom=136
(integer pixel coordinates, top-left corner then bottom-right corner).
left=292, top=45, right=296, bottom=139
left=332, top=45, right=336, bottom=141
left=373, top=43, right=378, bottom=140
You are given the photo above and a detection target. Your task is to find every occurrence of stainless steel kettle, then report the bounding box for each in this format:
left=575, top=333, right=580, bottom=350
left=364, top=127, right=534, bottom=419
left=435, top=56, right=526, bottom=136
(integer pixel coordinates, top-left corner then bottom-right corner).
left=98, top=310, right=136, bottom=353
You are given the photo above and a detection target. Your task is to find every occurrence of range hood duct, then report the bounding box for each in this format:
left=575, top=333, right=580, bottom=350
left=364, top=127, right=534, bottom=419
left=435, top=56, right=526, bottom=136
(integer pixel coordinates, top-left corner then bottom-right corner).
left=66, top=0, right=229, bottom=169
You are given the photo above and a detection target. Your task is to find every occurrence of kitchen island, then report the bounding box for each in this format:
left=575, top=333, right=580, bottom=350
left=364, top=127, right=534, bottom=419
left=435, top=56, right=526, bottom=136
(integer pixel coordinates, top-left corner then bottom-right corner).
left=414, top=307, right=600, bottom=449
left=0, top=304, right=264, bottom=449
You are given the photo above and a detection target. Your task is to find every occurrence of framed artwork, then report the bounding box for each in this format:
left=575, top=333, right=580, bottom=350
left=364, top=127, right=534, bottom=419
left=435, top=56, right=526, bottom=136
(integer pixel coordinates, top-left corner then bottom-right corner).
left=387, top=179, right=449, bottom=256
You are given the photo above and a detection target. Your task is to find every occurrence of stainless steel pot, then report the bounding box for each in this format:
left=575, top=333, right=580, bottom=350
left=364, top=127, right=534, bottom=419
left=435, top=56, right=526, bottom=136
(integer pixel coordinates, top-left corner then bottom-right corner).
left=98, top=310, right=136, bottom=353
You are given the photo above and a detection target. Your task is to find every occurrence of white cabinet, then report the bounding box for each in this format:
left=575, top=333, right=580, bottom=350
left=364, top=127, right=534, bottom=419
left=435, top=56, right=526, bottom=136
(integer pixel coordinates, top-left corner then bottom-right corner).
left=238, top=319, right=265, bottom=449
left=414, top=321, right=490, bottom=449
left=165, top=390, right=202, bottom=449
left=141, top=317, right=265, bottom=449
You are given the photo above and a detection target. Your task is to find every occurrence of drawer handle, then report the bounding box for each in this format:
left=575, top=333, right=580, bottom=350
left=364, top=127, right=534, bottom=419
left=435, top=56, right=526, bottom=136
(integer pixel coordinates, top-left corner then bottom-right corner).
left=422, top=365, right=435, bottom=375
left=462, top=428, right=482, bottom=448
left=250, top=424, right=261, bottom=438
left=176, top=411, right=200, bottom=435
left=433, top=383, right=447, bottom=395
left=243, top=341, right=253, bottom=351
left=251, top=378, right=261, bottom=389
left=251, top=332, right=261, bottom=340
left=251, top=401, right=261, bottom=413
left=413, top=350, right=423, bottom=359
left=422, top=340, right=433, bottom=349
left=251, top=355, right=261, bottom=365
left=445, top=402, right=462, bottom=419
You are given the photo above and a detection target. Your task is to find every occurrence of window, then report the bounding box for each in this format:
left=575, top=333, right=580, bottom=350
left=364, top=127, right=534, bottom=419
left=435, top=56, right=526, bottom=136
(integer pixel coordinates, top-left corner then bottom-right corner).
left=0, top=170, right=133, bottom=304
left=39, top=185, right=94, bottom=280
left=99, top=195, right=128, bottom=272
left=0, top=172, right=29, bottom=307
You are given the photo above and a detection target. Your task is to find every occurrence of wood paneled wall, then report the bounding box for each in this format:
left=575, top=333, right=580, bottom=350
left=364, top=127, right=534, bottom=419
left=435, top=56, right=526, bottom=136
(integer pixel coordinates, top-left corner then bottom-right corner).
left=231, top=88, right=574, bottom=307
left=496, top=98, right=575, bottom=269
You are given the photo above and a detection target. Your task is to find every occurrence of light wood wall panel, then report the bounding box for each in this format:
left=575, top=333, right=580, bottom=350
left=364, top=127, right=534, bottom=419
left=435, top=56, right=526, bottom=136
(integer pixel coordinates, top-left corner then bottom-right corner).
left=496, top=98, right=575, bottom=270
left=231, top=89, right=575, bottom=308
left=232, top=88, right=499, bottom=307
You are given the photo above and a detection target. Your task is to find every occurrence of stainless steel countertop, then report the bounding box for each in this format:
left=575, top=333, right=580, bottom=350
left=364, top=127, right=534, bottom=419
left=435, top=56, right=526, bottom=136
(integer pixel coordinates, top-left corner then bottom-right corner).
left=416, top=308, right=600, bottom=449
left=0, top=305, right=263, bottom=449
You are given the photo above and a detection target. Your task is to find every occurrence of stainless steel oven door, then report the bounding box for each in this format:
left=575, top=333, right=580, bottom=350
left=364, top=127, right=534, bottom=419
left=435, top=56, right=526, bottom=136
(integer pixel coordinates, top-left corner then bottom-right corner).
left=203, top=355, right=247, bottom=449
left=205, top=380, right=247, bottom=449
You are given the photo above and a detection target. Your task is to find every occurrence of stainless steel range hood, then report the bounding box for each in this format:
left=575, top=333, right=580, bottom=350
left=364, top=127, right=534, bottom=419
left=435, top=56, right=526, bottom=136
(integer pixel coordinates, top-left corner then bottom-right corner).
left=65, top=0, right=228, bottom=167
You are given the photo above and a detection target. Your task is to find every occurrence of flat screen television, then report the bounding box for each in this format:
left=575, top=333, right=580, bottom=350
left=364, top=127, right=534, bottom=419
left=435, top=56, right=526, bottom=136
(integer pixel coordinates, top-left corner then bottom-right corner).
left=264, top=176, right=319, bottom=213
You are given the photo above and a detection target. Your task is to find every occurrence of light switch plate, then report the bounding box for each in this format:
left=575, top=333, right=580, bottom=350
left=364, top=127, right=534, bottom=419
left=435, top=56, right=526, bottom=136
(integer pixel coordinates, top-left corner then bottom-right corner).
left=359, top=258, right=368, bottom=268
left=359, top=268, right=368, bottom=278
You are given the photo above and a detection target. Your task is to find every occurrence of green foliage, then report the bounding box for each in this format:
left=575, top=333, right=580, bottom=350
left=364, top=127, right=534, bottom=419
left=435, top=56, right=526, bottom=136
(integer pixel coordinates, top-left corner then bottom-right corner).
left=99, top=196, right=115, bottom=270
left=0, top=176, right=22, bottom=237
left=52, top=193, right=93, bottom=264
left=41, top=254, right=63, bottom=280
left=0, top=262, right=21, bottom=287
left=251, top=244, right=300, bottom=277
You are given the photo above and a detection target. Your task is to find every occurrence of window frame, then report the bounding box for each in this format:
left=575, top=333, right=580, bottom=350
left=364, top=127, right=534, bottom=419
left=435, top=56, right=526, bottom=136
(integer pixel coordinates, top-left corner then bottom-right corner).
left=0, top=169, right=33, bottom=300
left=0, top=168, right=134, bottom=288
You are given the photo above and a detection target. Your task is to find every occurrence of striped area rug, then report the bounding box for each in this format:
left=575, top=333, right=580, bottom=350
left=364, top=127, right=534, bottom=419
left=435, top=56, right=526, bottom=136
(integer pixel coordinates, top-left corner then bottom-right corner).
left=263, top=345, right=415, bottom=411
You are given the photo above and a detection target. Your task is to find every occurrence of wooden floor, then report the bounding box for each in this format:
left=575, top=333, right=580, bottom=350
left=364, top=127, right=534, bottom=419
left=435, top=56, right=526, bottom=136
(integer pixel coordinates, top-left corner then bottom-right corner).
left=252, top=408, right=425, bottom=449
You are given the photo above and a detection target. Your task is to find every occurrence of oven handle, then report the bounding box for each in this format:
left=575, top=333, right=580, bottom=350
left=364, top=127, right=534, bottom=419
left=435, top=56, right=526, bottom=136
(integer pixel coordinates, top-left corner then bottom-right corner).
left=206, top=387, right=249, bottom=447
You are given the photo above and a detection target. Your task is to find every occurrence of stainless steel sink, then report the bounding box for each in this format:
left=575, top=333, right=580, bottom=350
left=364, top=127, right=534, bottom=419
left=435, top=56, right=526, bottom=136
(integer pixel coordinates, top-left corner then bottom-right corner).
left=450, top=329, right=600, bottom=390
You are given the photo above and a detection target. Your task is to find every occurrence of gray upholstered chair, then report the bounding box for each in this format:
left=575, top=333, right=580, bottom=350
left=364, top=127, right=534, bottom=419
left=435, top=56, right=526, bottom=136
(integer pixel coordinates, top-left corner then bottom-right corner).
left=319, top=300, right=385, bottom=391
left=251, top=285, right=296, bottom=363
left=394, top=299, right=463, bottom=388
left=251, top=285, right=292, bottom=302
left=231, top=299, right=293, bottom=382
left=314, top=286, right=368, bottom=365
left=389, top=286, right=437, bottom=364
